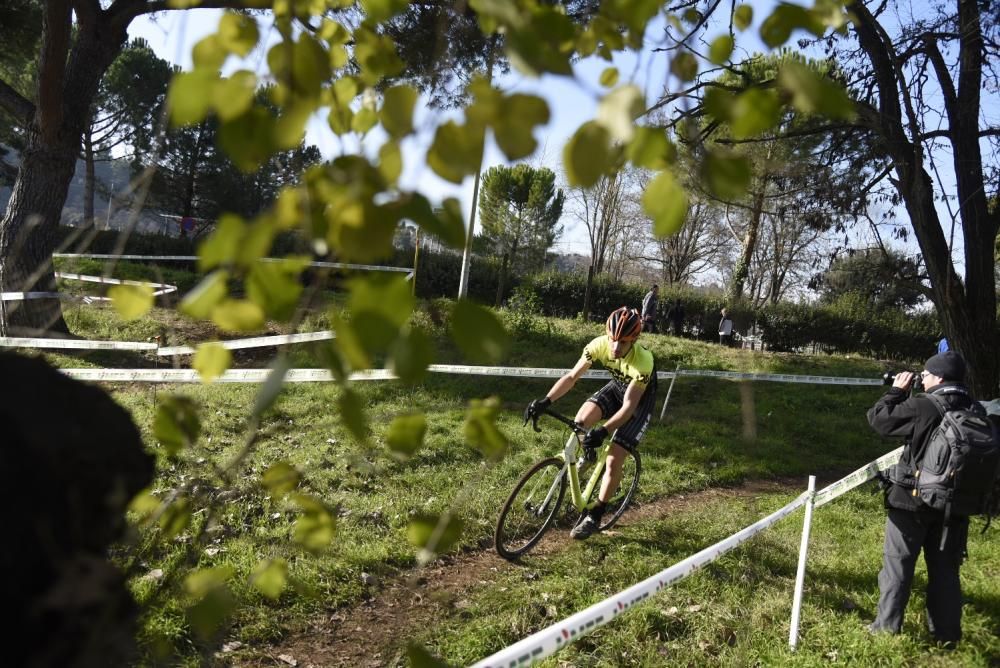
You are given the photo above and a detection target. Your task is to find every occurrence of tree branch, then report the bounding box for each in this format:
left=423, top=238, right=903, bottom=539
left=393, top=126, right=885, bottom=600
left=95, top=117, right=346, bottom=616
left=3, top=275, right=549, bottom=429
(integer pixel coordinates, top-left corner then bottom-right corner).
left=0, top=78, right=35, bottom=127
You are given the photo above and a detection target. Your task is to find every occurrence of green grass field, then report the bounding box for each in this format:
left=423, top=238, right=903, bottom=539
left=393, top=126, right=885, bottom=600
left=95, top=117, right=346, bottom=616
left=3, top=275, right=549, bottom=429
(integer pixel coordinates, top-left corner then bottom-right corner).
left=16, top=265, right=1000, bottom=666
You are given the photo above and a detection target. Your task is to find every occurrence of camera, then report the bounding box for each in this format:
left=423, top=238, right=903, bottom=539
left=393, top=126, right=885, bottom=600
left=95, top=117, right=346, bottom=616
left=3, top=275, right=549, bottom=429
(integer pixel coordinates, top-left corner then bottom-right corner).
left=882, top=372, right=923, bottom=392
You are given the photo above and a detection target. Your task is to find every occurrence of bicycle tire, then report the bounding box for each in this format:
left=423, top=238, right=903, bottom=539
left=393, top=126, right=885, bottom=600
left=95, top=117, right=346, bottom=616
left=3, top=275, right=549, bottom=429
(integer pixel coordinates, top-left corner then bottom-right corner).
left=495, top=457, right=567, bottom=560
left=596, top=449, right=641, bottom=531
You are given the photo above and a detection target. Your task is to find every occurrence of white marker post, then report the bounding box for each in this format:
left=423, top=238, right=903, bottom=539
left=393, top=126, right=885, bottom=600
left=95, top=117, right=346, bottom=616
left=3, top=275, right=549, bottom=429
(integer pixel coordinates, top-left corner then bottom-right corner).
left=789, top=475, right=816, bottom=649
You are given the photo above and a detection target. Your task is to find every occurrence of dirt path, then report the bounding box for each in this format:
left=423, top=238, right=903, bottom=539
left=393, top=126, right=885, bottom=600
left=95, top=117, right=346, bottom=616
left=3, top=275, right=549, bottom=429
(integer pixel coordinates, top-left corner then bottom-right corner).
left=235, top=478, right=810, bottom=668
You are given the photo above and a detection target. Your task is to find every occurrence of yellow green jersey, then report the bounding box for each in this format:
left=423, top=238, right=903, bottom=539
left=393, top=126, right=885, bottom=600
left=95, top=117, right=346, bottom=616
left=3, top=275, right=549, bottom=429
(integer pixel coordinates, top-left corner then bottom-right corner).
left=582, top=335, right=655, bottom=388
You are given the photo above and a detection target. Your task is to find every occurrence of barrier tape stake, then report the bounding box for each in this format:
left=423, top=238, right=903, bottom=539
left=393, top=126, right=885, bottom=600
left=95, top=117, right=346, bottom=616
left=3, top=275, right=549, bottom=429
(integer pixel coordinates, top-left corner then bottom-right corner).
left=789, top=475, right=816, bottom=650
left=659, top=362, right=681, bottom=422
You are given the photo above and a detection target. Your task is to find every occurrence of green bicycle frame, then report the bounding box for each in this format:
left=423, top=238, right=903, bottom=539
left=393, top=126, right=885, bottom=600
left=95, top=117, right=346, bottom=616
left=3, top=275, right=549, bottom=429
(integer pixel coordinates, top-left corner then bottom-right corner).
left=562, top=431, right=611, bottom=511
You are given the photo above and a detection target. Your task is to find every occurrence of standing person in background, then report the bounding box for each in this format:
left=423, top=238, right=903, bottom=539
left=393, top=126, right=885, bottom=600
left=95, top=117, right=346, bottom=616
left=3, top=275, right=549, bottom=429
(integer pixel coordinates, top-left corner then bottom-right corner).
left=641, top=284, right=659, bottom=334
left=865, top=351, right=975, bottom=646
left=938, top=337, right=949, bottom=353
left=666, top=298, right=685, bottom=337
left=718, top=308, right=734, bottom=346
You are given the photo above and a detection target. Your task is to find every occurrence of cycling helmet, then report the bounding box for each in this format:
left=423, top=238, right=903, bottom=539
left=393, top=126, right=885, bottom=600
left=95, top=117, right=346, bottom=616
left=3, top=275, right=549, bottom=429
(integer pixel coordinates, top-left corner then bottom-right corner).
left=606, top=306, right=642, bottom=342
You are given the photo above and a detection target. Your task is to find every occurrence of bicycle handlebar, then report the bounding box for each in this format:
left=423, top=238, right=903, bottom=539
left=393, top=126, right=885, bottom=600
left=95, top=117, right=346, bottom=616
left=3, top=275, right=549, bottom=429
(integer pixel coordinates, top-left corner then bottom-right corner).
left=524, top=406, right=587, bottom=436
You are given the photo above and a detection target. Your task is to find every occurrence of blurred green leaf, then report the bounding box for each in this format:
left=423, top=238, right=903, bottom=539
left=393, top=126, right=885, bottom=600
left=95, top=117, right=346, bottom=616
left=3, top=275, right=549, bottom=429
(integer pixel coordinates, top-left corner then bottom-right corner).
left=390, top=327, right=434, bottom=384
left=167, top=70, right=217, bottom=127
left=185, top=567, right=235, bottom=639
left=643, top=170, right=689, bottom=237
left=596, top=85, right=644, bottom=142
left=464, top=396, right=509, bottom=460
left=708, top=35, right=734, bottom=64
left=250, top=559, right=288, bottom=600
left=702, top=151, right=752, bottom=200
left=332, top=314, right=371, bottom=371
left=218, top=106, right=276, bottom=172
left=348, top=274, right=415, bottom=330
left=252, top=356, right=291, bottom=418
left=450, top=300, right=510, bottom=364
left=154, top=396, right=201, bottom=456
left=378, top=140, right=403, bottom=183
left=354, top=26, right=404, bottom=85
left=180, top=270, right=229, bottom=320
left=407, top=644, right=451, bottom=668
left=493, top=94, right=549, bottom=160
left=427, top=121, right=484, bottom=184
left=291, top=493, right=337, bottom=552
left=778, top=61, right=856, bottom=120
left=213, top=70, right=257, bottom=121
left=670, top=52, right=698, bottom=82
left=386, top=413, right=427, bottom=460
left=247, top=262, right=302, bottom=320
left=730, top=88, right=781, bottom=138
left=397, top=193, right=466, bottom=249
left=759, top=3, right=825, bottom=48
left=734, top=4, right=754, bottom=30
left=563, top=121, right=612, bottom=188
left=193, top=342, right=231, bottom=384
left=262, top=461, right=301, bottom=498
left=407, top=513, right=464, bottom=561
left=211, top=299, right=265, bottom=332
left=352, top=106, right=378, bottom=134
left=218, top=11, right=259, bottom=57
left=338, top=387, right=370, bottom=444
left=192, top=35, right=227, bottom=70
left=197, top=214, right=244, bottom=271
left=108, top=284, right=154, bottom=321
left=160, top=496, right=192, bottom=538
left=128, top=489, right=161, bottom=521
left=626, top=127, right=675, bottom=170
left=381, top=84, right=418, bottom=139
left=703, top=87, right=735, bottom=122
left=599, top=67, right=619, bottom=87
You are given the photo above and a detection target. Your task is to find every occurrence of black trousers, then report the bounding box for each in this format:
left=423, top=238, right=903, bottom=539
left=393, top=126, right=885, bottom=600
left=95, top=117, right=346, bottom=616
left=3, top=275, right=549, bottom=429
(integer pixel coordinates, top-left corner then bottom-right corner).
left=871, top=507, right=968, bottom=642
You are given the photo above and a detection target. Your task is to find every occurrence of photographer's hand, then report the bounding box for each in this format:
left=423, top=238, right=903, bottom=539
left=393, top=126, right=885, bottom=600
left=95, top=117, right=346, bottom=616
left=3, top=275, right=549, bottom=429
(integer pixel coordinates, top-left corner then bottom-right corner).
left=892, top=371, right=915, bottom=391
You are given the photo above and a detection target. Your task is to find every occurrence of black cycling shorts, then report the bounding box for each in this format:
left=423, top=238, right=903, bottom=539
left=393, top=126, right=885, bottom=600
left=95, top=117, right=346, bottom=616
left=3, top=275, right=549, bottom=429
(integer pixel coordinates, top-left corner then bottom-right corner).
left=586, top=374, right=658, bottom=449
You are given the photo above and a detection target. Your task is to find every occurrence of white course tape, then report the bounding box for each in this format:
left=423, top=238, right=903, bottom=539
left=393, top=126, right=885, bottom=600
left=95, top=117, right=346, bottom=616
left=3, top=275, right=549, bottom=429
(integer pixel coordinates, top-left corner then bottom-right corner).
left=813, top=446, right=903, bottom=508
left=0, top=337, right=158, bottom=351
left=60, top=368, right=393, bottom=383
left=677, top=369, right=881, bottom=386
left=1, top=272, right=177, bottom=302
left=157, top=331, right=335, bottom=356
left=472, top=491, right=810, bottom=668
left=54, top=253, right=412, bottom=273
left=426, top=364, right=676, bottom=381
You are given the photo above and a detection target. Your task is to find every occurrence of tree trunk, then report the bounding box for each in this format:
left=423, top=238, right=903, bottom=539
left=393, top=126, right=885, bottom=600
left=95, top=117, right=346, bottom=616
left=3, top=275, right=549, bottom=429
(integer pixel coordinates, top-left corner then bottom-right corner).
left=727, top=186, right=766, bottom=303
left=0, top=5, right=129, bottom=336
left=494, top=252, right=509, bottom=307
left=83, top=122, right=96, bottom=228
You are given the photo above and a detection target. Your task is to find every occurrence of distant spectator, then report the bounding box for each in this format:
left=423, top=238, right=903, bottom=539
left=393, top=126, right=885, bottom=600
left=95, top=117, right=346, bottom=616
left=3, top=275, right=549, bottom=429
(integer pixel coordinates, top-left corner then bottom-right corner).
left=718, top=308, right=734, bottom=346
left=937, top=337, right=949, bottom=353
left=666, top=298, right=685, bottom=337
left=641, top=284, right=659, bottom=333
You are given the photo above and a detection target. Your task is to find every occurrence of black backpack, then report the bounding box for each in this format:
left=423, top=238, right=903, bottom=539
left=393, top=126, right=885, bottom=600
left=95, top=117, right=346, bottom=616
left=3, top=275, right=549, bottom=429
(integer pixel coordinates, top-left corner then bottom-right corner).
left=911, top=394, right=1000, bottom=524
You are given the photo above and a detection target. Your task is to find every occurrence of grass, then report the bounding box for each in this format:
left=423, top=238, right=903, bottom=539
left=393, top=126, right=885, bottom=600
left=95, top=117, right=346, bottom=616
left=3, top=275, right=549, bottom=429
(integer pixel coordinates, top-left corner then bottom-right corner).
left=10, top=271, right=998, bottom=666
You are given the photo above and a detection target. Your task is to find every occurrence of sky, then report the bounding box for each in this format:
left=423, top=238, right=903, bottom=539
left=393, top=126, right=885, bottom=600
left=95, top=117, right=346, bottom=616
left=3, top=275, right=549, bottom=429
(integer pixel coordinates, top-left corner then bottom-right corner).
left=128, top=6, right=773, bottom=258
left=127, top=2, right=975, bottom=278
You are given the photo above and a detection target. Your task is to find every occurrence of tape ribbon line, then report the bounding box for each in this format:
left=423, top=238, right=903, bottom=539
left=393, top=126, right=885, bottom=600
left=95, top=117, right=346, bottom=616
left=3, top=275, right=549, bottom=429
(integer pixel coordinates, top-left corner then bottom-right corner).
left=1, top=272, right=178, bottom=302
left=52, top=253, right=414, bottom=274
left=474, top=447, right=902, bottom=667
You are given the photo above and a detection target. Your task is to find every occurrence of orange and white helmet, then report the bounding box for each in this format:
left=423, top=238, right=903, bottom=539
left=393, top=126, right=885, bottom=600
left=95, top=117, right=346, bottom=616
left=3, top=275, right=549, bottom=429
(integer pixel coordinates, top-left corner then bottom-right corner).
left=606, top=306, right=642, bottom=342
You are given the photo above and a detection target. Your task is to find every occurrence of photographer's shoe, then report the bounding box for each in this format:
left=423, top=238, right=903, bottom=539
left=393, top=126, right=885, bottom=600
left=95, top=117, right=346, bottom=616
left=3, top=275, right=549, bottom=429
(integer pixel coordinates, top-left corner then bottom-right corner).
left=571, top=514, right=599, bottom=540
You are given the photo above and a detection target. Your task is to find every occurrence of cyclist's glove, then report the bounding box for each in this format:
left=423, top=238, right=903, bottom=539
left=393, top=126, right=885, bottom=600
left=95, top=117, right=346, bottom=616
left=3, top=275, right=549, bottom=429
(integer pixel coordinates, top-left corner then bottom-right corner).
left=582, top=425, right=609, bottom=451
left=524, top=396, right=552, bottom=422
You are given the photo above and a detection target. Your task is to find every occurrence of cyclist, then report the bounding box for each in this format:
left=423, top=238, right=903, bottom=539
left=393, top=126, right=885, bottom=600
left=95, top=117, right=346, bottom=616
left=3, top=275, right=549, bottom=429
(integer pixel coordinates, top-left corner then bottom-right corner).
left=524, top=306, right=657, bottom=539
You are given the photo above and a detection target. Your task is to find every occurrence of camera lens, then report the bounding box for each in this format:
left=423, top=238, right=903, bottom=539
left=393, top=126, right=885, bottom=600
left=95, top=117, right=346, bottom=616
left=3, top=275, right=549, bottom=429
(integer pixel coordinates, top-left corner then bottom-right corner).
left=882, top=372, right=895, bottom=386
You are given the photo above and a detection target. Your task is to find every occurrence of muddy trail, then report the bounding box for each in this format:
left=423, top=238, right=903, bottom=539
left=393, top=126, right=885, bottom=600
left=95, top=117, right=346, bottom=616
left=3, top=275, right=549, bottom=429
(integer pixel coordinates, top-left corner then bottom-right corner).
left=238, top=476, right=829, bottom=668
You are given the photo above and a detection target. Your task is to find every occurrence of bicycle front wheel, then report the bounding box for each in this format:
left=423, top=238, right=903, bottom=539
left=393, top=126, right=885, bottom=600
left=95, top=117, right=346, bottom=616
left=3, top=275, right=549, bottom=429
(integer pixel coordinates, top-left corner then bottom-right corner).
left=596, top=449, right=641, bottom=531
left=495, top=457, right=567, bottom=560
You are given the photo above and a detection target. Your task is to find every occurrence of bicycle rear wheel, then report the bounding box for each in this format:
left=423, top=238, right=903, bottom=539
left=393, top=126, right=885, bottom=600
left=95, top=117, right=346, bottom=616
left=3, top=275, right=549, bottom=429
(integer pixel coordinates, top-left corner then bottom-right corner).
left=596, top=449, right=641, bottom=531
left=495, top=457, right=567, bottom=560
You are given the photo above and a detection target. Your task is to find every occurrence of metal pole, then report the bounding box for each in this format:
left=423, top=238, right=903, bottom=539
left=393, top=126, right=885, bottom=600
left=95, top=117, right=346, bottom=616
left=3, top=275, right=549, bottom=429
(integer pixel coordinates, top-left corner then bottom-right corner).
left=789, top=474, right=816, bottom=650
left=659, top=363, right=681, bottom=421
left=412, top=227, right=420, bottom=296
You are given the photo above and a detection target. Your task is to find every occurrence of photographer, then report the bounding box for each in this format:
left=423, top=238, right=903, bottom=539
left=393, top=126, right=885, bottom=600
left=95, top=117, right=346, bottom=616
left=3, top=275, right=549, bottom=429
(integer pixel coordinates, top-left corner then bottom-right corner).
left=865, top=351, right=973, bottom=646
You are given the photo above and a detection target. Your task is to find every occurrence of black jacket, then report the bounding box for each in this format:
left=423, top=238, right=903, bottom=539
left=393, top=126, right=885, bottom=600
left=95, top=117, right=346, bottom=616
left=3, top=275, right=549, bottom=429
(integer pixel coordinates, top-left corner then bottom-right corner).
left=867, top=382, right=975, bottom=511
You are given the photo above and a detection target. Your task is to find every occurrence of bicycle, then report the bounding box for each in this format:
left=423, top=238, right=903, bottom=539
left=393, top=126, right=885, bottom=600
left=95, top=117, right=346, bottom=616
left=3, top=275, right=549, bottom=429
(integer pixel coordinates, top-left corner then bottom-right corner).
left=494, top=407, right=641, bottom=560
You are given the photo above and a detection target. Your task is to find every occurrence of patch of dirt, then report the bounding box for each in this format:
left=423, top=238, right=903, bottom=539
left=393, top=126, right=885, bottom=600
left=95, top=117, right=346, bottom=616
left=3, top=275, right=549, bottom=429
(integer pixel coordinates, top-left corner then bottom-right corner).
left=234, top=477, right=814, bottom=668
